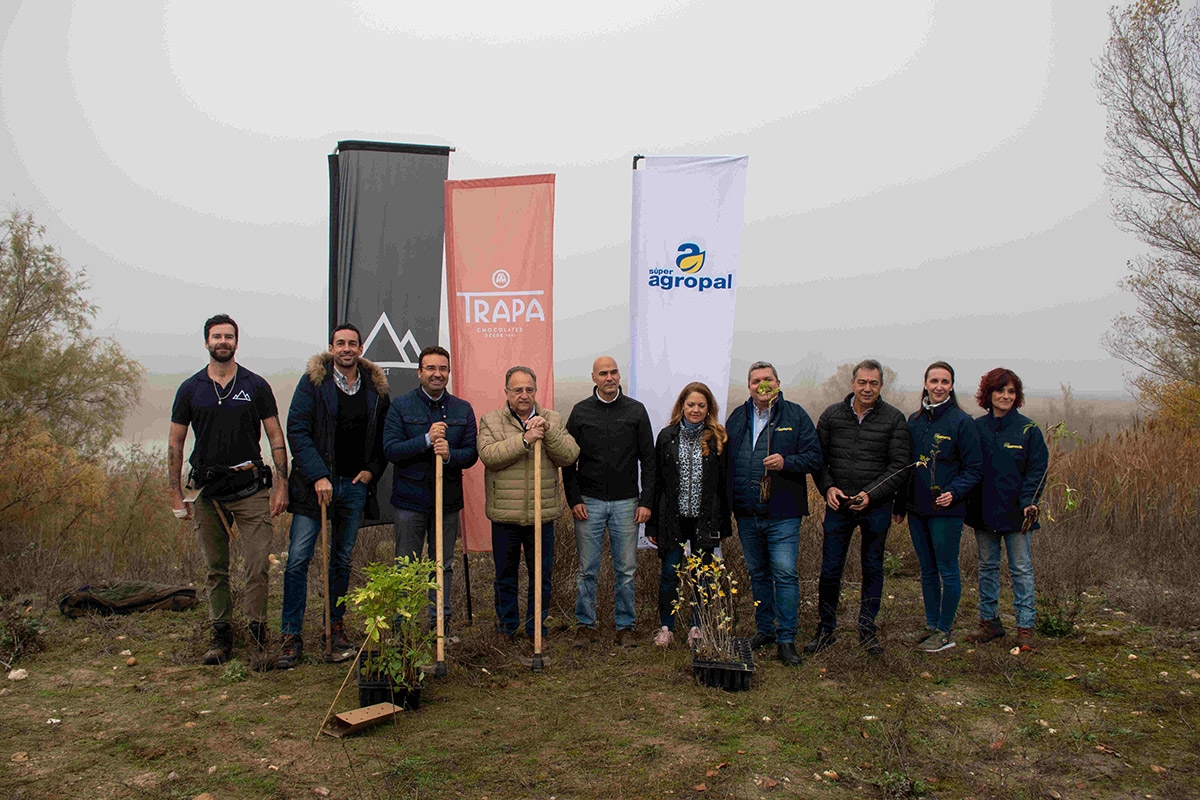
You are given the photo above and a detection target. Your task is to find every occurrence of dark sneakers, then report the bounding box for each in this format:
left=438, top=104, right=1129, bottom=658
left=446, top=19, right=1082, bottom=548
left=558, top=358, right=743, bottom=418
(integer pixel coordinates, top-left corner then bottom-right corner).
left=202, top=622, right=233, bottom=665
left=965, top=618, right=1007, bottom=644
left=802, top=631, right=836, bottom=655
left=276, top=634, right=303, bottom=669
left=777, top=642, right=803, bottom=666
left=749, top=632, right=776, bottom=650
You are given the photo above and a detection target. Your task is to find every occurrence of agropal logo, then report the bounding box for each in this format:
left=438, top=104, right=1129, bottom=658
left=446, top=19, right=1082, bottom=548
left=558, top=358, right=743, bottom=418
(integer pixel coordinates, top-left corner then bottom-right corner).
left=456, top=268, right=546, bottom=325
left=647, top=242, right=733, bottom=293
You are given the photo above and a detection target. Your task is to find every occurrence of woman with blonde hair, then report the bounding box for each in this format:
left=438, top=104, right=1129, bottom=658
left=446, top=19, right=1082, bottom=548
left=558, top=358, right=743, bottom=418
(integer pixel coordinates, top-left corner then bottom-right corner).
left=646, top=382, right=732, bottom=648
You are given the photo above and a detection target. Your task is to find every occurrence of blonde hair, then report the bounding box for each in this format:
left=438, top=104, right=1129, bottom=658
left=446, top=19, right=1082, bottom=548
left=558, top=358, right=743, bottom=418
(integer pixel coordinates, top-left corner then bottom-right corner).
left=668, top=381, right=728, bottom=456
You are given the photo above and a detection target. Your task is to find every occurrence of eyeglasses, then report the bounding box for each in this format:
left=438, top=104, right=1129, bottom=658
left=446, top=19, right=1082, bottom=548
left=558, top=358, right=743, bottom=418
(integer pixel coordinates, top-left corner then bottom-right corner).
left=506, top=386, right=536, bottom=395
left=421, top=365, right=450, bottom=373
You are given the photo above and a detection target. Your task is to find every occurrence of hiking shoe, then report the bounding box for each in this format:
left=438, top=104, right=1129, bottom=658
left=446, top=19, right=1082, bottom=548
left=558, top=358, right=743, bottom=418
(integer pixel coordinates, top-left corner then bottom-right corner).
left=615, top=628, right=637, bottom=648
left=687, top=626, right=702, bottom=649
left=276, top=634, right=303, bottom=669
left=748, top=631, right=776, bottom=650
left=325, top=620, right=358, bottom=651
left=572, top=625, right=597, bottom=650
left=202, top=622, right=233, bottom=666
left=653, top=626, right=673, bottom=648
left=803, top=631, right=836, bottom=655
left=249, top=621, right=268, bottom=649
left=902, top=626, right=938, bottom=646
left=966, top=618, right=1007, bottom=644
left=1017, top=627, right=1034, bottom=642
left=778, top=642, right=803, bottom=666
left=918, top=632, right=957, bottom=653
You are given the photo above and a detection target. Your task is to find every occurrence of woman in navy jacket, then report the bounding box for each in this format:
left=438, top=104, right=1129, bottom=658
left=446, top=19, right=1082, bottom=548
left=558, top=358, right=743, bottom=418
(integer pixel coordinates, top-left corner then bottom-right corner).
left=965, top=368, right=1048, bottom=645
left=894, top=361, right=982, bottom=653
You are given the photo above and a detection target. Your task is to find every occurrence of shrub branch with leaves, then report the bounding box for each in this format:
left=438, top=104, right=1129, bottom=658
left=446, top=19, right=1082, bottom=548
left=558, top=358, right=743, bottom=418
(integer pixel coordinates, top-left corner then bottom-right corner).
left=345, top=557, right=439, bottom=690
left=670, top=555, right=742, bottom=661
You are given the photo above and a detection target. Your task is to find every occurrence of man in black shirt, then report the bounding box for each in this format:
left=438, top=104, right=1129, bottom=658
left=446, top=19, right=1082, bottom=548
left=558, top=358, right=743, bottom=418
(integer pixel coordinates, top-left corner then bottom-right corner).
left=169, top=314, right=288, bottom=666
left=562, top=356, right=654, bottom=648
left=277, top=323, right=390, bottom=668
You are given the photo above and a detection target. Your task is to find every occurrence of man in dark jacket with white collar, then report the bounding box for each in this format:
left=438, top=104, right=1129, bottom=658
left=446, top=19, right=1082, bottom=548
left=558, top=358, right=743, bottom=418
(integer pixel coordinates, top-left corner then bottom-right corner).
left=384, top=346, right=479, bottom=639
left=562, top=356, right=655, bottom=649
left=808, top=359, right=910, bottom=657
left=726, top=361, right=822, bottom=666
left=278, top=323, right=391, bottom=668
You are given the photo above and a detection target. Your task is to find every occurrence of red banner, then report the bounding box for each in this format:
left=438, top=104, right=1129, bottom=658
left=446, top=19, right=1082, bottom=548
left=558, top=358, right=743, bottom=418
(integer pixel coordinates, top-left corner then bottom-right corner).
left=445, top=174, right=556, bottom=552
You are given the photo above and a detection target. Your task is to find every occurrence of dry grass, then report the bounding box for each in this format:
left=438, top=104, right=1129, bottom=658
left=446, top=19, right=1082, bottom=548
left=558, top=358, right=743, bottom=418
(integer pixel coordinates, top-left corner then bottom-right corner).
left=5, top=406, right=1200, bottom=798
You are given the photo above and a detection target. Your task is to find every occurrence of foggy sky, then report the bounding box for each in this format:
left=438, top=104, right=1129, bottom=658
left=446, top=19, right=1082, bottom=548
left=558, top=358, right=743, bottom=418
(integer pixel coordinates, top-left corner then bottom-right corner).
left=1, top=2, right=1142, bottom=395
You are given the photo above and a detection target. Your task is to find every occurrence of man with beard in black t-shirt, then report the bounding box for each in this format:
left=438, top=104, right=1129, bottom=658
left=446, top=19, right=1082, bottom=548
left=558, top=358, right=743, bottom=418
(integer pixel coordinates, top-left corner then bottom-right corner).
left=168, top=314, right=288, bottom=667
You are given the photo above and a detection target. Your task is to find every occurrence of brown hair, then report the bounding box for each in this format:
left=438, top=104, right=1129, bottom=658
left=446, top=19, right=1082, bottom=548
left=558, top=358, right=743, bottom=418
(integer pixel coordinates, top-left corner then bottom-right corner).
left=922, top=360, right=959, bottom=406
left=668, top=381, right=728, bottom=456
left=975, top=367, right=1025, bottom=411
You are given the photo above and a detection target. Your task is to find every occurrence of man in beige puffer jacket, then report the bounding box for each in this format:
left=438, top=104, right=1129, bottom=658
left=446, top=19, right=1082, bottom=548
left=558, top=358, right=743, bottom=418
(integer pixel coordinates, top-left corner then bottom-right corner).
left=478, top=366, right=580, bottom=641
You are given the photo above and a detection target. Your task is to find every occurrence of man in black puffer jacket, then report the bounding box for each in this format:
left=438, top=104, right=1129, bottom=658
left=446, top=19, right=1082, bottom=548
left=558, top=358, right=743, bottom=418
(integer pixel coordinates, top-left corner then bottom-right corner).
left=808, top=359, right=910, bottom=656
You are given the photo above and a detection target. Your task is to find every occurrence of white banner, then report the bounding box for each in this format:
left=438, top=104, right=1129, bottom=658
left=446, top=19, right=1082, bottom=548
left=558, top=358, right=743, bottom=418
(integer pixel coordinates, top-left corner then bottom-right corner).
left=629, top=155, right=749, bottom=437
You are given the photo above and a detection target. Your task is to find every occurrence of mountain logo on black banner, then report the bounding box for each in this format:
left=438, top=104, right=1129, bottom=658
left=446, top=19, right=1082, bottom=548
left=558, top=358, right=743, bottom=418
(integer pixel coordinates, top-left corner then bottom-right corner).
left=362, top=312, right=421, bottom=370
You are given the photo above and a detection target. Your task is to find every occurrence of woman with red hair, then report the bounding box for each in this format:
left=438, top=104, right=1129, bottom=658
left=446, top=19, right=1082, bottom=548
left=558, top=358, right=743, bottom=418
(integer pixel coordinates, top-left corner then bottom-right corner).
left=965, top=368, right=1049, bottom=645
left=646, top=382, right=732, bottom=648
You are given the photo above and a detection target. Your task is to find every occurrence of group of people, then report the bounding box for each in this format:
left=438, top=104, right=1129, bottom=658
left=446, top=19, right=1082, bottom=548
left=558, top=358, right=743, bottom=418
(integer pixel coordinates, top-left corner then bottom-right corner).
left=168, top=314, right=1048, bottom=670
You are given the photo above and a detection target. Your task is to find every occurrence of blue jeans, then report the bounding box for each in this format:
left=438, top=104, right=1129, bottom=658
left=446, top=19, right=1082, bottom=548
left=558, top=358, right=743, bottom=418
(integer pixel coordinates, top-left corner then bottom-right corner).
left=817, top=506, right=891, bottom=639
left=492, top=521, right=555, bottom=637
left=975, top=529, right=1035, bottom=628
left=908, top=515, right=964, bottom=634
left=736, top=516, right=801, bottom=644
left=657, top=540, right=713, bottom=630
left=394, top=508, right=461, bottom=631
left=574, top=496, right=639, bottom=630
left=280, top=478, right=368, bottom=636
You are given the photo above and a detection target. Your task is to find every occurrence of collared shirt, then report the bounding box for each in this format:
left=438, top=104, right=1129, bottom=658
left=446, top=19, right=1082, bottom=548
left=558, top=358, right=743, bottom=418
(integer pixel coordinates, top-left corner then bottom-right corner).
left=751, top=402, right=772, bottom=445
left=421, top=387, right=447, bottom=449
left=597, top=387, right=621, bottom=405
left=508, top=404, right=535, bottom=428
left=850, top=395, right=876, bottom=424
left=333, top=365, right=362, bottom=396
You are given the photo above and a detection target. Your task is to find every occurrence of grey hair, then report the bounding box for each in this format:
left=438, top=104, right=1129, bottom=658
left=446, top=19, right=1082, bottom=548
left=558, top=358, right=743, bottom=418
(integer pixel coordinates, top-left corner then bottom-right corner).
left=852, top=359, right=884, bottom=381
left=747, top=361, right=778, bottom=381
left=505, top=365, right=537, bottom=388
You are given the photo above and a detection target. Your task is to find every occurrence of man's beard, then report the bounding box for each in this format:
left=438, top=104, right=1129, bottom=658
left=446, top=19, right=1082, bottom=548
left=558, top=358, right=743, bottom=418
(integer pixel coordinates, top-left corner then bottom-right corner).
left=209, top=346, right=235, bottom=363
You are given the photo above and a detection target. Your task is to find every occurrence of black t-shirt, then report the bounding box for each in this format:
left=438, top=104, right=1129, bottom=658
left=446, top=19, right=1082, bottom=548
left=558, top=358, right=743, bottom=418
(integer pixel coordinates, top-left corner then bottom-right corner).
left=334, top=385, right=369, bottom=478
left=171, top=365, right=278, bottom=471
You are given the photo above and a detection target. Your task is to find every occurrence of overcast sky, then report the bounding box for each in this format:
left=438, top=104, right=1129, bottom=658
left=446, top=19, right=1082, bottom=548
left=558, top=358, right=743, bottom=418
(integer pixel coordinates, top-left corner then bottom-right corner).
left=1, top=2, right=1148, bottom=395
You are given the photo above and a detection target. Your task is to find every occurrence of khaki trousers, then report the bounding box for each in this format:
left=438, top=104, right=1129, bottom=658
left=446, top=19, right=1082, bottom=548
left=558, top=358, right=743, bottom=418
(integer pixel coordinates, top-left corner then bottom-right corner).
left=194, top=488, right=274, bottom=625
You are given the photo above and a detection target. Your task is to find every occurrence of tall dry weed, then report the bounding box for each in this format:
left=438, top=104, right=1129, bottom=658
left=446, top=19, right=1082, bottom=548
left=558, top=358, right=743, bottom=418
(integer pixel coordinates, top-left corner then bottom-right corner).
left=1037, top=421, right=1200, bottom=628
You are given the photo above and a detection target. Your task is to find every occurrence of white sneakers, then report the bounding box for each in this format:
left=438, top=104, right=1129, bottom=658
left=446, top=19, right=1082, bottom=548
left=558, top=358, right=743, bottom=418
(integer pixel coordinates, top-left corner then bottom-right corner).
left=652, top=626, right=703, bottom=648
left=654, top=626, right=673, bottom=648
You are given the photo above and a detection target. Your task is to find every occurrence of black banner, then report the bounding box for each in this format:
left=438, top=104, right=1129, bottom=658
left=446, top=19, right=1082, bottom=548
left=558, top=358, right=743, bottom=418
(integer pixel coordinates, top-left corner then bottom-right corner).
left=328, top=141, right=451, bottom=525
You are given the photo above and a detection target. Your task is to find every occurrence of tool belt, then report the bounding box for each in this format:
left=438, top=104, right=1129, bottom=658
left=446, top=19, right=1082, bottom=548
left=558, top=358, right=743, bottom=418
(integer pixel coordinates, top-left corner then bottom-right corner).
left=190, top=461, right=271, bottom=502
